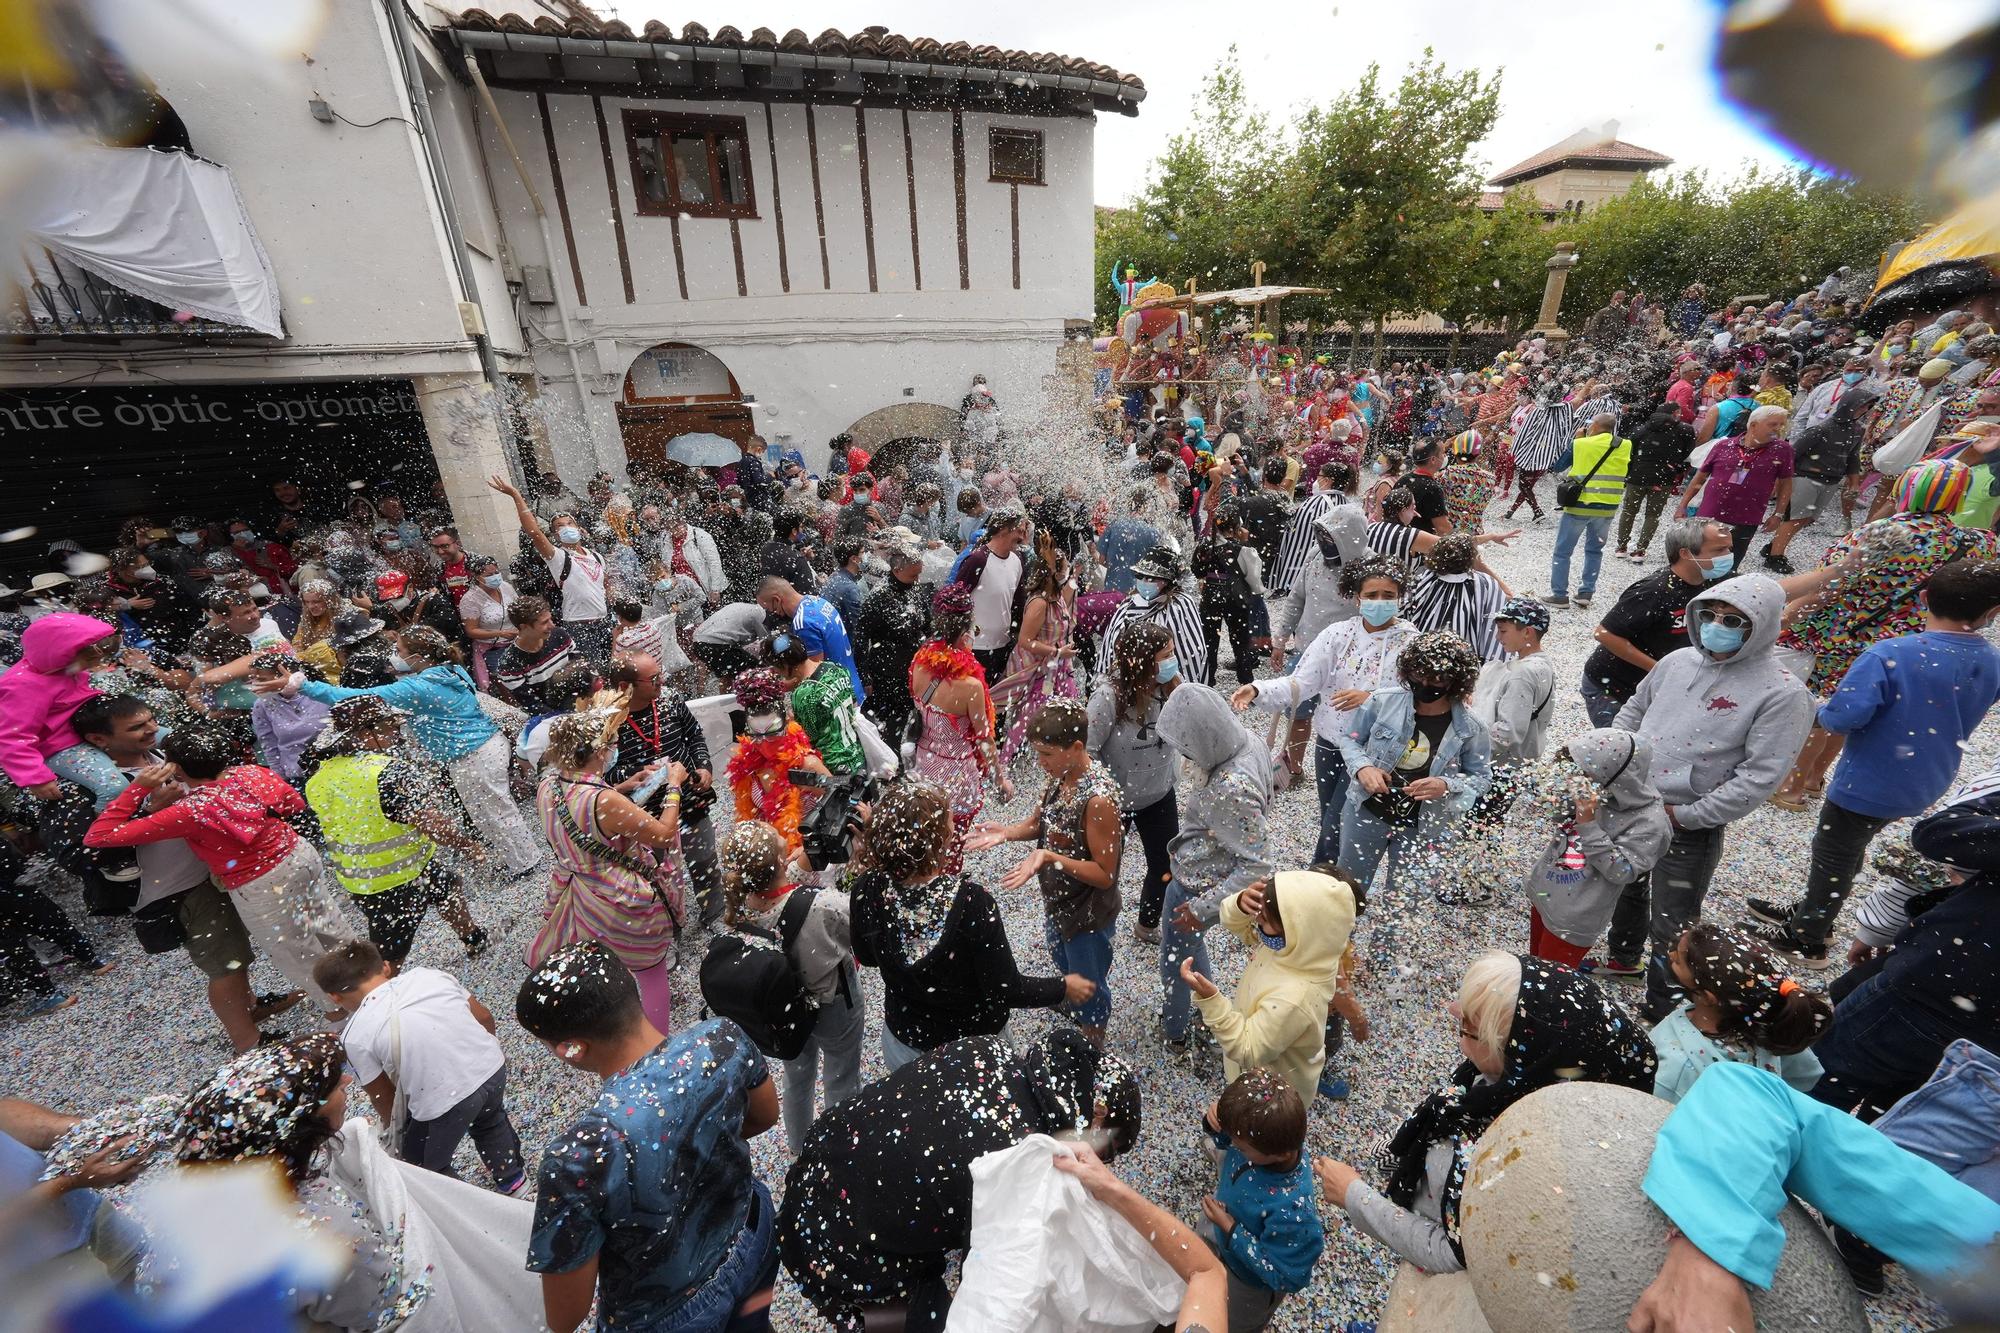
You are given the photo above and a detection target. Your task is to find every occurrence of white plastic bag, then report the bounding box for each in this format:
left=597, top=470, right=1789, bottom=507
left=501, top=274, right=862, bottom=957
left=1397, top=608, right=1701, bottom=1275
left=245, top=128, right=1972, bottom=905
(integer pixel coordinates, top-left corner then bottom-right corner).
left=946, top=1135, right=1185, bottom=1333
left=1869, top=401, right=1942, bottom=479
left=854, top=707, right=901, bottom=777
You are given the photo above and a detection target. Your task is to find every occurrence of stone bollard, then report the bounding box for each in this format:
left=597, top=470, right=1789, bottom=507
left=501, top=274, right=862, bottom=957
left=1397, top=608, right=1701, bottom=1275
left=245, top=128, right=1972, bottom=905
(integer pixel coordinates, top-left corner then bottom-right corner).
left=1453, top=1081, right=1867, bottom=1333
left=1378, top=1262, right=1494, bottom=1333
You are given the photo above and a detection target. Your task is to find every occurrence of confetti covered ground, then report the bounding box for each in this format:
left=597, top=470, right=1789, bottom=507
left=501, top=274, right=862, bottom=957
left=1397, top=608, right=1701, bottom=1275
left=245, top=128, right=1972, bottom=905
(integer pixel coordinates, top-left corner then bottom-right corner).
left=2, top=492, right=1968, bottom=1331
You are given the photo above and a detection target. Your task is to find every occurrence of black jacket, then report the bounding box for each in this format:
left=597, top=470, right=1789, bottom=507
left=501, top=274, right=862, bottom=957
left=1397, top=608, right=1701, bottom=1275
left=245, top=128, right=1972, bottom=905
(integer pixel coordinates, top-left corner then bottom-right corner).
left=1888, top=793, right=2000, bottom=1041
left=1628, top=406, right=1694, bottom=491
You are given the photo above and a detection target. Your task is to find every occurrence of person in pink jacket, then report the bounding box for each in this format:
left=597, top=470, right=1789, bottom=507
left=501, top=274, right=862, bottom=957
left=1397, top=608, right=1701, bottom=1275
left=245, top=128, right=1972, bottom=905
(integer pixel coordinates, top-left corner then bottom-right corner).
left=0, top=613, right=120, bottom=800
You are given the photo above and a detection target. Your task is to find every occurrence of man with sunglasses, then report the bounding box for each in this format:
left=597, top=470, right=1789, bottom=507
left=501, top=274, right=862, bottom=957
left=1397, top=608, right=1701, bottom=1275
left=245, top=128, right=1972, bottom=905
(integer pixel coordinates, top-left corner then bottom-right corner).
left=1602, top=572, right=1814, bottom=1021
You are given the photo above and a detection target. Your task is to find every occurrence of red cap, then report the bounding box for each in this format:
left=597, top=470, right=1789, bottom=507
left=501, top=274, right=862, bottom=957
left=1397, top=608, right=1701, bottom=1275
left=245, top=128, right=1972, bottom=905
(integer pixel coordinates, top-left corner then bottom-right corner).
left=374, top=569, right=409, bottom=598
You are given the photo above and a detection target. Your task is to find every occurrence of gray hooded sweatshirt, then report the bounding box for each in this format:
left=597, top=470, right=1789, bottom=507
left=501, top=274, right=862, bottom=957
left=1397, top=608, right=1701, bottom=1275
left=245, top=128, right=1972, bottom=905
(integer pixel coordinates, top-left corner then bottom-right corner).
left=1524, top=729, right=1673, bottom=946
left=1274, top=500, right=1368, bottom=645
left=1156, top=683, right=1274, bottom=926
left=1611, top=573, right=1814, bottom=829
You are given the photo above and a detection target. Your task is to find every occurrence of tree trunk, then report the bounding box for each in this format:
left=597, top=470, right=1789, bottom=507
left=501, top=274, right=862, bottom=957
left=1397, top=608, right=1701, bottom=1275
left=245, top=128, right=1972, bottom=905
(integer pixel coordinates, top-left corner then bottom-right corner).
left=1346, top=323, right=1361, bottom=369
left=1447, top=325, right=1462, bottom=365
left=1371, top=314, right=1387, bottom=370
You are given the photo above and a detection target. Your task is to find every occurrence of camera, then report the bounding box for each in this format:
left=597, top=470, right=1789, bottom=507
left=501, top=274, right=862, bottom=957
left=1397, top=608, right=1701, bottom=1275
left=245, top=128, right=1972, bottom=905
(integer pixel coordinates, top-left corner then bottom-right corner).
left=789, top=768, right=880, bottom=871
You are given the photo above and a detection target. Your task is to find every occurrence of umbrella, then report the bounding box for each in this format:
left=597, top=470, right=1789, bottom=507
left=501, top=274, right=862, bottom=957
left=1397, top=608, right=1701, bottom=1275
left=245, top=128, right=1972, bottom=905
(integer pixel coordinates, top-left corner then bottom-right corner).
left=1865, top=187, right=2000, bottom=325
left=664, top=432, right=740, bottom=467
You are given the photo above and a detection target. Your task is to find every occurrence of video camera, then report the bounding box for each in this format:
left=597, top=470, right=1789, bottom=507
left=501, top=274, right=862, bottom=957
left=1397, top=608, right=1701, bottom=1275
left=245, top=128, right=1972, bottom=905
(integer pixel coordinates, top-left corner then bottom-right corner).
left=789, top=768, right=881, bottom=871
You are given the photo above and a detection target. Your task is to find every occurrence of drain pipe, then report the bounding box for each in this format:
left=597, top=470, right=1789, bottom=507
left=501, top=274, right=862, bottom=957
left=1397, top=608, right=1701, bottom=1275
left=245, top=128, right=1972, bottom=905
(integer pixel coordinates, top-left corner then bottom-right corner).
left=464, top=56, right=591, bottom=423
left=379, top=0, right=524, bottom=486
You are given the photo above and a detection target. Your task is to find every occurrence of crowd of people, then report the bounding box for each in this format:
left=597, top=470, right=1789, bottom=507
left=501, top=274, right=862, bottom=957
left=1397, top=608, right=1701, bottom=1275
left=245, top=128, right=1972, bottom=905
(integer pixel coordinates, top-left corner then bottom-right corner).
left=4, top=268, right=2000, bottom=1333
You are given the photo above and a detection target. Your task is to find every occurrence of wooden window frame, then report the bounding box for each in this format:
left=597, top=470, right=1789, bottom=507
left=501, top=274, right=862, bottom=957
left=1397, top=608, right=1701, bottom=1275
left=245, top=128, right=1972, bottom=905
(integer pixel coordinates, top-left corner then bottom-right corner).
left=622, top=109, right=757, bottom=220
left=987, top=126, right=1045, bottom=186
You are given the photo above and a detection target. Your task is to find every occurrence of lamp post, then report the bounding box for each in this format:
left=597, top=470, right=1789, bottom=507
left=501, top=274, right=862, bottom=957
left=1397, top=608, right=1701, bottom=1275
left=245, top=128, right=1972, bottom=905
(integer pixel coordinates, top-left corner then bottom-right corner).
left=1532, top=241, right=1579, bottom=350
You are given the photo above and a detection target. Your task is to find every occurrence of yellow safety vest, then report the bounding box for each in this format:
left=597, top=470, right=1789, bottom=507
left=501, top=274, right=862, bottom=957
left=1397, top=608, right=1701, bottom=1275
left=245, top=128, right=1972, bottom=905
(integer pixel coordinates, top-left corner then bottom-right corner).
left=1563, top=433, right=1632, bottom=516
left=305, top=753, right=435, bottom=896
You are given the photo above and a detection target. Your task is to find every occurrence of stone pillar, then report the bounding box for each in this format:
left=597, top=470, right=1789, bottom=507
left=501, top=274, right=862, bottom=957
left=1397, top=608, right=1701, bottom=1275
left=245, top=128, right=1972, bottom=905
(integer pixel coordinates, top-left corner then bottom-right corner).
left=413, top=370, right=522, bottom=563
left=1531, top=241, right=1580, bottom=351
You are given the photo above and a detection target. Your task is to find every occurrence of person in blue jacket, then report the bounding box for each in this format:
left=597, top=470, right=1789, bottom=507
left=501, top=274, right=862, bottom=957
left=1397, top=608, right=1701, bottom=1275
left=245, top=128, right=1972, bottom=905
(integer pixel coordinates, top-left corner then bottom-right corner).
left=1750, top=557, right=2000, bottom=966
left=260, top=625, right=541, bottom=876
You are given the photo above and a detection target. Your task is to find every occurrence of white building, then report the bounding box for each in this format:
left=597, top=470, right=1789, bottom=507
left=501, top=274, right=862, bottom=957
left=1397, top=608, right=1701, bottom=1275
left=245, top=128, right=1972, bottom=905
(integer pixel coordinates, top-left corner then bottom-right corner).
left=444, top=4, right=1142, bottom=478
left=0, top=1, right=1142, bottom=565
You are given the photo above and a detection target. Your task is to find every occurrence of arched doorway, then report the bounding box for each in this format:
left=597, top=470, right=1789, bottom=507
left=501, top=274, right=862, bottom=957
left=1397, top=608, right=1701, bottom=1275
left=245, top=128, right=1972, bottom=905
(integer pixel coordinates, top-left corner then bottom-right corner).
left=842, top=403, right=961, bottom=466
left=616, top=342, right=754, bottom=477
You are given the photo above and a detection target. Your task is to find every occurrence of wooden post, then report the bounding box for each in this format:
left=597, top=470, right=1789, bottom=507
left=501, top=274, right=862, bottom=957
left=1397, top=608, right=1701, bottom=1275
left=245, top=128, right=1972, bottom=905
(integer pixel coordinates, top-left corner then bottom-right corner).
left=1251, top=259, right=1267, bottom=287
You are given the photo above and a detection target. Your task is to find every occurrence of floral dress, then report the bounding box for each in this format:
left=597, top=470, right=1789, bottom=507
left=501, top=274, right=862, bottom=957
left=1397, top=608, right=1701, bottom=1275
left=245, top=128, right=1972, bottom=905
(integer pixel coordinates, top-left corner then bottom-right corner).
left=1439, top=462, right=1497, bottom=534
left=994, top=592, right=1080, bottom=761
left=1777, top=513, right=2000, bottom=693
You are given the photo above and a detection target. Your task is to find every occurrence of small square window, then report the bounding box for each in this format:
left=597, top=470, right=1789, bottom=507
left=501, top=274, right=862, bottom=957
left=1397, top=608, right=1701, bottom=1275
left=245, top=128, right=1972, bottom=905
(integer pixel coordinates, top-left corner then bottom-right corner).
left=988, top=127, right=1044, bottom=186
left=624, top=111, right=756, bottom=219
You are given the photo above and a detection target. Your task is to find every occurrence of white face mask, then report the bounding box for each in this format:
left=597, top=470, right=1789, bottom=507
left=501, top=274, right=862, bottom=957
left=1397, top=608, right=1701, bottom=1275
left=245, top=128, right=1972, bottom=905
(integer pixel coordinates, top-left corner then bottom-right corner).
left=388, top=652, right=413, bottom=673
left=248, top=584, right=270, bottom=601
left=132, top=566, right=159, bottom=581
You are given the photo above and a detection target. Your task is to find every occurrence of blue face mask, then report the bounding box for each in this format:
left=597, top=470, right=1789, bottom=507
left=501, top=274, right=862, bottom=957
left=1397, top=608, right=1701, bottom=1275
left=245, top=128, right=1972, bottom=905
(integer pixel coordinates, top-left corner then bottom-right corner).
left=1697, top=551, right=1734, bottom=580
left=1359, top=599, right=1399, bottom=627
left=1157, top=657, right=1179, bottom=683
left=1134, top=580, right=1163, bottom=605
left=1842, top=371, right=1863, bottom=385
left=1257, top=925, right=1286, bottom=951
left=1699, top=621, right=1747, bottom=655
left=557, top=526, right=582, bottom=544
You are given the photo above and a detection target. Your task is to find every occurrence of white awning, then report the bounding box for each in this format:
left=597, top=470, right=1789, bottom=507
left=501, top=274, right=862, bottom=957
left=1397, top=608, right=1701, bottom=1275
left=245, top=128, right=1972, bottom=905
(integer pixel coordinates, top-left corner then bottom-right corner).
left=20, top=143, right=283, bottom=337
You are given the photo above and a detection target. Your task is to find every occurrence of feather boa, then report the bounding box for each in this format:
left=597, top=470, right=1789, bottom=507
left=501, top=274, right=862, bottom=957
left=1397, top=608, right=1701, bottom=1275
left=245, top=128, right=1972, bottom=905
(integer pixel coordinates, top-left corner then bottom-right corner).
left=910, top=641, right=995, bottom=770
left=728, top=723, right=816, bottom=850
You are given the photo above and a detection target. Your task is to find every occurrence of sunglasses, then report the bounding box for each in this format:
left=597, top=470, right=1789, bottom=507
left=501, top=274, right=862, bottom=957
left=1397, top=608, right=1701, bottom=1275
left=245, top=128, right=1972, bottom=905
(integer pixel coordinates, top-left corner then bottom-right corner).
left=1695, top=609, right=1750, bottom=631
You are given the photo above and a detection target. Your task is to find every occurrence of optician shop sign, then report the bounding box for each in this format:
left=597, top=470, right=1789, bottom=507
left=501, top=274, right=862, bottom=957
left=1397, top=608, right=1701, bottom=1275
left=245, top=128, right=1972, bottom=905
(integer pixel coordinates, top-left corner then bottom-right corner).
left=0, top=380, right=424, bottom=438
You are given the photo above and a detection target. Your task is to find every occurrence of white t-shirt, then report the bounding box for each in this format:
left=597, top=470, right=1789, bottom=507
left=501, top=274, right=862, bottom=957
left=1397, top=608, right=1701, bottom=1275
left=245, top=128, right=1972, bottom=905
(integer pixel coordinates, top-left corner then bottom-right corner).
left=968, top=549, right=1023, bottom=650
left=546, top=546, right=607, bottom=623
left=341, top=967, right=505, bottom=1122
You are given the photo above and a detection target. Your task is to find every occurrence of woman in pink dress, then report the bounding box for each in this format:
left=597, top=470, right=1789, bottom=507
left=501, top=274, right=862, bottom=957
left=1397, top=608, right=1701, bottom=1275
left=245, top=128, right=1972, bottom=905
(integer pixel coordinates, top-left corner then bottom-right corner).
left=993, top=531, right=1080, bottom=762
left=909, top=584, right=1011, bottom=871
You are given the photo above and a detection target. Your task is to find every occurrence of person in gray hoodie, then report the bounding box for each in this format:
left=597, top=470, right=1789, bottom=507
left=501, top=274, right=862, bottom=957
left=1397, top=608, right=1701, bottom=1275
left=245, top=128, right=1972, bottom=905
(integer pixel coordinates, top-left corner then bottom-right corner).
left=1521, top=728, right=1672, bottom=967
left=1156, top=682, right=1275, bottom=1046
left=1604, top=572, right=1815, bottom=1020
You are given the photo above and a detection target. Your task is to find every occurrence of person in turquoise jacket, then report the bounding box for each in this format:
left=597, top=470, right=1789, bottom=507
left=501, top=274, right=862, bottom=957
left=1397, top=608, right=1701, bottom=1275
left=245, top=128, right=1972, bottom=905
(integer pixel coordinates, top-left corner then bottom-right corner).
left=259, top=626, right=542, bottom=876
left=1198, top=1068, right=1324, bottom=1331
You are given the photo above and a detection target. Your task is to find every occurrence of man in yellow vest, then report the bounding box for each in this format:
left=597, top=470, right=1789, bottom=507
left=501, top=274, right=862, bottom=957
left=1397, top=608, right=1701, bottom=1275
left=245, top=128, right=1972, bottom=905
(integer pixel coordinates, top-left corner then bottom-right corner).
left=1547, top=410, right=1633, bottom=610
left=304, top=696, right=489, bottom=966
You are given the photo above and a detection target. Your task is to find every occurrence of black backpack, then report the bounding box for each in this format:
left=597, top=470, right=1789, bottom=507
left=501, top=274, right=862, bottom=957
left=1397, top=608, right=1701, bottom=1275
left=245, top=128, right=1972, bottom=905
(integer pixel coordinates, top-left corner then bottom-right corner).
left=699, top=889, right=829, bottom=1059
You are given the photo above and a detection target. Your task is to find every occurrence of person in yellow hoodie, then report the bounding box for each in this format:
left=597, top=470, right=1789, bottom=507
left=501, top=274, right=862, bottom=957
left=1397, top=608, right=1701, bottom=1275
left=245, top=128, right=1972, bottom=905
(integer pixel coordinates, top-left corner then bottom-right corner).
left=1180, top=865, right=1360, bottom=1103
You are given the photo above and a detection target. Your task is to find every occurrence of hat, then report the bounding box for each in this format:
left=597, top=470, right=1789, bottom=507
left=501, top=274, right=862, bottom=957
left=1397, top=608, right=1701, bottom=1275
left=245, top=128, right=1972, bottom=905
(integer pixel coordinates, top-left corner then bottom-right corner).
left=328, top=694, right=407, bottom=734
left=1919, top=357, right=1955, bottom=381
left=1130, top=545, right=1185, bottom=583
left=29, top=572, right=72, bottom=593
left=144, top=527, right=170, bottom=542
left=1494, top=596, right=1551, bottom=636
left=1447, top=429, right=1482, bottom=460
left=328, top=608, right=387, bottom=649
left=374, top=569, right=410, bottom=599
left=1894, top=458, right=1972, bottom=515
left=874, top=526, right=925, bottom=569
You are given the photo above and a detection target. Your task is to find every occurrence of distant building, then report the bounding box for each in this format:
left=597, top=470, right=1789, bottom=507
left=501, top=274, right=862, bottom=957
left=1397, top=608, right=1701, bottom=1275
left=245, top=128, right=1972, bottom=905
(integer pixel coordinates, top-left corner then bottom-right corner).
left=1477, top=125, right=1673, bottom=219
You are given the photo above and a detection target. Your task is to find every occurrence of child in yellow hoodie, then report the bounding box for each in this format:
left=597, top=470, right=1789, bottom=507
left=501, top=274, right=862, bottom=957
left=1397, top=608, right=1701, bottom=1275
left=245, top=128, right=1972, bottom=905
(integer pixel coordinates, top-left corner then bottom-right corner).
left=1182, top=865, right=1361, bottom=1103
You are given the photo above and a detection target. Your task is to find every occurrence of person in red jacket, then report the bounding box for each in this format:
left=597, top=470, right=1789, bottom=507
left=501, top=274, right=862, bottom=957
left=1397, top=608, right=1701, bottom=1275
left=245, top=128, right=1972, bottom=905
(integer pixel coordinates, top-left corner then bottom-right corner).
left=86, top=723, right=349, bottom=1008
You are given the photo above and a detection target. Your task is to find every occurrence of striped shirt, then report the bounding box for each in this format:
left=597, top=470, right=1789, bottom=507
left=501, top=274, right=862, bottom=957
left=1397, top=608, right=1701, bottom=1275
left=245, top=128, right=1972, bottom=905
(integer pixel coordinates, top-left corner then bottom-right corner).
left=493, top=629, right=579, bottom=713
left=1270, top=491, right=1336, bottom=595
left=1401, top=570, right=1507, bottom=662
left=1512, top=403, right=1576, bottom=471
left=1098, top=586, right=1209, bottom=684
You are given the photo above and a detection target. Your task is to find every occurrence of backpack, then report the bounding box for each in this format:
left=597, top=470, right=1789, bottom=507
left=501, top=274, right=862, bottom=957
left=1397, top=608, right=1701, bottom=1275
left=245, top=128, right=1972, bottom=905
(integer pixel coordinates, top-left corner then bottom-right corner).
left=699, top=889, right=830, bottom=1059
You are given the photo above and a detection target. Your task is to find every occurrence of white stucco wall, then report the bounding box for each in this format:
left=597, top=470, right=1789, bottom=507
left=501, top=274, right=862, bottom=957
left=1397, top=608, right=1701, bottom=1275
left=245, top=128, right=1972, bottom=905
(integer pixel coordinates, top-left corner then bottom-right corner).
left=473, top=84, right=1100, bottom=481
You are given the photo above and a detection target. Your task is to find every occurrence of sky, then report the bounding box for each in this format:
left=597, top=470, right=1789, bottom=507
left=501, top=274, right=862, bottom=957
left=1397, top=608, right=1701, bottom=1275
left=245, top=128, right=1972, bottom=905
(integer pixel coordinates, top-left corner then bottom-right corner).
left=580, top=0, right=1989, bottom=205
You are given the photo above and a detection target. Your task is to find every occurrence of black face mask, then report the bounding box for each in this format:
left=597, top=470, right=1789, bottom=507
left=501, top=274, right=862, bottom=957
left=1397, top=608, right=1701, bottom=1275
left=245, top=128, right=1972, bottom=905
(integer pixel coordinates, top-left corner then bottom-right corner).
left=1315, top=532, right=1343, bottom=566
left=1410, top=683, right=1449, bottom=704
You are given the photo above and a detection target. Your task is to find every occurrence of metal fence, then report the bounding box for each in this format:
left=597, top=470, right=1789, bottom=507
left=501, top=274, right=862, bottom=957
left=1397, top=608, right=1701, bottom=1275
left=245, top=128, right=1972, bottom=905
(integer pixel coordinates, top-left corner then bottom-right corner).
left=5, top=247, right=261, bottom=337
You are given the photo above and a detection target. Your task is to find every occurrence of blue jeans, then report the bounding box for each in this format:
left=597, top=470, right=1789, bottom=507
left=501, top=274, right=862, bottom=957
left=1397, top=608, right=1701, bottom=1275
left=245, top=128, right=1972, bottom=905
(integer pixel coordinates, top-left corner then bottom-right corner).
left=779, top=969, right=865, bottom=1153
left=1875, top=1040, right=2000, bottom=1203
left=1047, top=919, right=1114, bottom=1027
left=1159, top=877, right=1214, bottom=1041
left=651, top=1179, right=779, bottom=1332
left=1810, top=970, right=1990, bottom=1121
left=1313, top=738, right=1349, bottom=865
left=1550, top=513, right=1611, bottom=598
left=1578, top=672, right=1624, bottom=728
left=881, top=1025, right=925, bottom=1074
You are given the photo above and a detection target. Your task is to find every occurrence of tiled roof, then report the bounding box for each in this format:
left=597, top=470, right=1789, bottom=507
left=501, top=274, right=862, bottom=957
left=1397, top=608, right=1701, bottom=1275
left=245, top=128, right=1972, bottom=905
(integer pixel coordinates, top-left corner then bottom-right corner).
left=444, top=9, right=1145, bottom=90
left=1488, top=138, right=1672, bottom=187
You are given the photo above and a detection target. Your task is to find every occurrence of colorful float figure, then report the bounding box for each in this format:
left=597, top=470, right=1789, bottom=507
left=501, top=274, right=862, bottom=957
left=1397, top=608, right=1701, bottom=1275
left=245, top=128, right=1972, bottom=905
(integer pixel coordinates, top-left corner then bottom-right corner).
left=1109, top=259, right=1156, bottom=321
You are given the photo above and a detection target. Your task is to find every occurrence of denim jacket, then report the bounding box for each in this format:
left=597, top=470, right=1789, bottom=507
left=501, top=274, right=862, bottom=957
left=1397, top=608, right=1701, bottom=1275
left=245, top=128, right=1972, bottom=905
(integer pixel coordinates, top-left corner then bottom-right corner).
left=1334, top=688, right=1492, bottom=828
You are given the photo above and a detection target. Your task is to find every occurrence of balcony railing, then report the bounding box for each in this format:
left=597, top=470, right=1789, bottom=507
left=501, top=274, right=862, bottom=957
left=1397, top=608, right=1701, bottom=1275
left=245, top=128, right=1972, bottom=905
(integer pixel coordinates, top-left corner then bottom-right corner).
left=6, top=248, right=263, bottom=338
